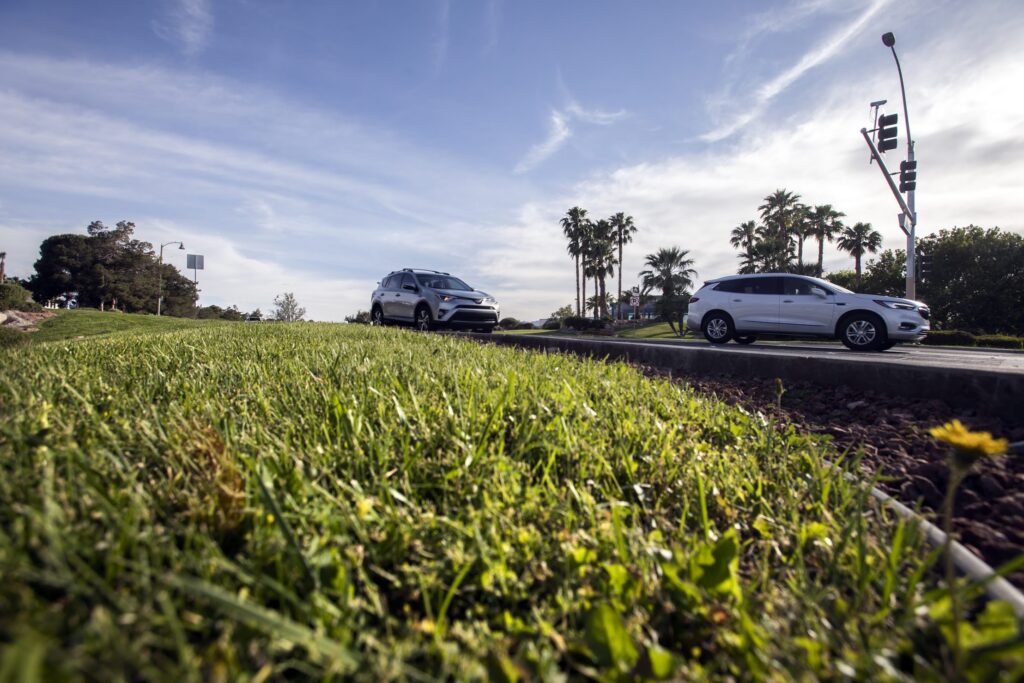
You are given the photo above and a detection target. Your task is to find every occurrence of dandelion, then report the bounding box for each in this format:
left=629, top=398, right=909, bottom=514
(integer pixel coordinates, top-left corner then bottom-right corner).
left=928, top=419, right=1007, bottom=677
left=928, top=419, right=1008, bottom=470
left=265, top=513, right=275, bottom=524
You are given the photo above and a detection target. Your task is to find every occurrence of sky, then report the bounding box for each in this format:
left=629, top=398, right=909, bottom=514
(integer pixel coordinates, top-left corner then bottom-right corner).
left=1, top=0, right=1022, bottom=321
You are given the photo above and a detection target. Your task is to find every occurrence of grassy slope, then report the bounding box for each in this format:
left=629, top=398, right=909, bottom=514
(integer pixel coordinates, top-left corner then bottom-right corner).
left=30, top=308, right=225, bottom=343
left=617, top=322, right=693, bottom=340
left=0, top=324, right=1015, bottom=680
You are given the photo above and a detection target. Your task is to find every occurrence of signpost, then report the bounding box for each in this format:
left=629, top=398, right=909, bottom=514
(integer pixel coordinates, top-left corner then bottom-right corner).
left=186, top=254, right=204, bottom=284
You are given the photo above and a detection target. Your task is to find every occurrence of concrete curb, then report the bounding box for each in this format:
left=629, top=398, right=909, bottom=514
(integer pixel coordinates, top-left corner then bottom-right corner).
left=469, top=334, right=1024, bottom=422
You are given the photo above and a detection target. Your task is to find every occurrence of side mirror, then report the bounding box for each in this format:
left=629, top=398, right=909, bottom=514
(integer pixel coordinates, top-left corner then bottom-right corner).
left=811, top=287, right=828, bottom=298
left=402, top=284, right=418, bottom=292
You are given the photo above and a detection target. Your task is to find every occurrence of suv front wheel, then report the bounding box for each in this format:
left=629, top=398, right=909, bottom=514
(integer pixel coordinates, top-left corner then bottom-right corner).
left=702, top=312, right=734, bottom=344
left=839, top=313, right=886, bottom=351
left=415, top=306, right=435, bottom=332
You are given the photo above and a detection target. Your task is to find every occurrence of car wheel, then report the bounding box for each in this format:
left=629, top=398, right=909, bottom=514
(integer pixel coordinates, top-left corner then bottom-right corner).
left=415, top=306, right=435, bottom=332
left=839, top=313, right=886, bottom=351
left=734, top=335, right=757, bottom=345
left=701, top=312, right=734, bottom=344
left=371, top=306, right=384, bottom=326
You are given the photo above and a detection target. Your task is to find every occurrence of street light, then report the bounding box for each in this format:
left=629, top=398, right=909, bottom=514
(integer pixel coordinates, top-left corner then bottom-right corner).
left=881, top=31, right=918, bottom=301
left=157, top=241, right=185, bottom=316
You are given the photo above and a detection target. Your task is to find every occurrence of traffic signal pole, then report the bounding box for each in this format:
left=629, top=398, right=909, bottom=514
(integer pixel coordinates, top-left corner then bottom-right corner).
left=884, top=32, right=917, bottom=301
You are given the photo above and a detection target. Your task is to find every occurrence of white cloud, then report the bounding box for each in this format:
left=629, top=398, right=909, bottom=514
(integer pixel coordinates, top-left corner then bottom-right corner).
left=514, top=111, right=572, bottom=174
left=514, top=101, right=627, bottom=173
left=153, top=0, right=213, bottom=58
left=702, top=0, right=891, bottom=142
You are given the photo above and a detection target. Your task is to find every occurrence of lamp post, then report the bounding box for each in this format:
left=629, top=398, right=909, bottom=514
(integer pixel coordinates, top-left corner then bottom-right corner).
left=882, top=31, right=917, bottom=301
left=157, top=241, right=185, bottom=316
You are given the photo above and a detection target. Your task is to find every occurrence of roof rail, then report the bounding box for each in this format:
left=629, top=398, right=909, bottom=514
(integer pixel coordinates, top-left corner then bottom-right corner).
left=402, top=268, right=450, bottom=275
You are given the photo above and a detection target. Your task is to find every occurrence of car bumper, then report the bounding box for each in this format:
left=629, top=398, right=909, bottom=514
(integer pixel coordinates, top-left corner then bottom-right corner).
left=437, top=304, right=499, bottom=327
left=684, top=313, right=701, bottom=332
left=885, top=314, right=930, bottom=342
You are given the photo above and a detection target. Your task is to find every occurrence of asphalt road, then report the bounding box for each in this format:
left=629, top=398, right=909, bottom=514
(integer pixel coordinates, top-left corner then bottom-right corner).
left=606, top=338, right=1024, bottom=374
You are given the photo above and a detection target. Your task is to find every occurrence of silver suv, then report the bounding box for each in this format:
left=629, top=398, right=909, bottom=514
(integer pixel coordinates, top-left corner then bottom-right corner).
left=370, top=269, right=500, bottom=332
left=686, top=273, right=930, bottom=351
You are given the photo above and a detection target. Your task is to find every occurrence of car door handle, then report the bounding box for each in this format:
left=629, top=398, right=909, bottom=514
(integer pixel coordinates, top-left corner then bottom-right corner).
left=782, top=299, right=793, bottom=303
left=732, top=298, right=742, bottom=302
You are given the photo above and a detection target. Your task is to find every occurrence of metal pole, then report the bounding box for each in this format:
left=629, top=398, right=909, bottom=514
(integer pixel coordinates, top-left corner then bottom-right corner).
left=888, top=39, right=916, bottom=300
left=157, top=244, right=164, bottom=316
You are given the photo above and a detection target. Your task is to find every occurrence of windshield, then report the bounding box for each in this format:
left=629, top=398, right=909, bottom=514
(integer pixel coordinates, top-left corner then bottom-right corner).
left=417, top=274, right=473, bottom=291
left=814, top=276, right=852, bottom=294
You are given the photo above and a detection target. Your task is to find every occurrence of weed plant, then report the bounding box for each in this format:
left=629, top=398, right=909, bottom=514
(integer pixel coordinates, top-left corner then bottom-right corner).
left=1, top=324, right=1020, bottom=680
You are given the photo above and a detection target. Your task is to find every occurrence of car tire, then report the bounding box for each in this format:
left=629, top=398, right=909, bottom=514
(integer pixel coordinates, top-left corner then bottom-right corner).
left=701, top=312, right=734, bottom=344
left=371, top=306, right=384, bottom=326
left=839, top=313, right=886, bottom=351
left=734, top=335, right=757, bottom=345
left=415, top=306, right=435, bottom=332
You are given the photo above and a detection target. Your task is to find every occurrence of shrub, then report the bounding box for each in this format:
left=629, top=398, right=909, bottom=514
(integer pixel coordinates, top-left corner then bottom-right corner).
left=499, top=317, right=519, bottom=329
left=923, top=330, right=977, bottom=347
left=976, top=334, right=1024, bottom=350
left=542, top=320, right=562, bottom=330
left=514, top=321, right=535, bottom=330
left=0, top=326, right=27, bottom=348
left=0, top=282, right=40, bottom=311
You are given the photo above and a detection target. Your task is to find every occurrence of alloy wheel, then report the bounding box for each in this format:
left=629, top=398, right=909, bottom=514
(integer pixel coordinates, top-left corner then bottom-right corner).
left=417, top=309, right=431, bottom=331
left=846, top=320, right=876, bottom=346
left=706, top=318, right=728, bottom=340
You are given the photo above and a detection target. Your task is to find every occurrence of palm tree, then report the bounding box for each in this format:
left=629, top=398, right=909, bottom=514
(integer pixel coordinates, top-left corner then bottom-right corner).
left=836, top=222, right=883, bottom=288
left=609, top=212, right=637, bottom=320
left=729, top=220, right=758, bottom=274
left=584, top=219, right=617, bottom=318
left=757, top=189, right=802, bottom=272
left=791, top=204, right=810, bottom=269
left=560, top=207, right=589, bottom=316
left=808, top=204, right=846, bottom=276
left=638, top=247, right=697, bottom=335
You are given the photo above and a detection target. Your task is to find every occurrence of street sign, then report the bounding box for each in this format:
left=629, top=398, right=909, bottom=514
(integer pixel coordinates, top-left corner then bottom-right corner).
left=186, top=254, right=204, bottom=270
left=631, top=286, right=640, bottom=294
left=630, top=296, right=640, bottom=306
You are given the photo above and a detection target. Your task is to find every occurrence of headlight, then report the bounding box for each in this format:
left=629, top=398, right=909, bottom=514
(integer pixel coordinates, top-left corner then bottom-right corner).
left=482, top=297, right=496, bottom=304
left=873, top=299, right=916, bottom=311
left=438, top=294, right=455, bottom=302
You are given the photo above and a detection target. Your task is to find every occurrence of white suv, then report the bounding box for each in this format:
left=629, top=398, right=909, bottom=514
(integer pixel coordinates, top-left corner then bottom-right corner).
left=686, top=274, right=929, bottom=351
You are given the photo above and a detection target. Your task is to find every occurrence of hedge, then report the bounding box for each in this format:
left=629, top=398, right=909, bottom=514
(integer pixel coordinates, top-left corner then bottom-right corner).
left=922, top=330, right=1023, bottom=349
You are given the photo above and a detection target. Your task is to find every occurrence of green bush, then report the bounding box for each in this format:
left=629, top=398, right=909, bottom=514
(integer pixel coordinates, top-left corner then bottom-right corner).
left=923, top=330, right=977, bottom=347
left=499, top=317, right=519, bottom=329
left=0, top=326, right=27, bottom=348
left=0, top=282, right=40, bottom=311
left=542, top=319, right=562, bottom=330
left=514, top=321, right=535, bottom=330
left=563, top=316, right=607, bottom=331
left=976, top=334, right=1024, bottom=350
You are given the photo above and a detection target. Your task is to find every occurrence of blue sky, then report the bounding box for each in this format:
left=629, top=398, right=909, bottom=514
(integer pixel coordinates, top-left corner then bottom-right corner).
left=2, top=0, right=1022, bottom=320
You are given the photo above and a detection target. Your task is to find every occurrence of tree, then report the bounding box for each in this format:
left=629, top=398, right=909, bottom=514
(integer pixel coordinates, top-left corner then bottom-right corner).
left=609, top=212, right=637, bottom=319
left=547, top=304, right=574, bottom=322
left=916, top=226, right=1024, bottom=334
left=836, top=222, right=882, bottom=288
left=272, top=293, right=305, bottom=322
left=638, top=247, right=697, bottom=335
left=27, top=220, right=196, bottom=313
left=345, top=310, right=371, bottom=324
left=729, top=220, right=758, bottom=274
left=221, top=305, right=244, bottom=321
left=560, top=207, right=589, bottom=317
left=808, top=204, right=846, bottom=276
left=861, top=249, right=906, bottom=297
left=584, top=219, right=617, bottom=318
left=756, top=189, right=802, bottom=272
left=825, top=270, right=858, bottom=291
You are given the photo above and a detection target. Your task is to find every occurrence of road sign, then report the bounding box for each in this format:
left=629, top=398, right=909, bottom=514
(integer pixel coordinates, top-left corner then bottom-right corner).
left=186, top=254, right=204, bottom=270
left=632, top=286, right=640, bottom=294
left=630, top=296, right=640, bottom=306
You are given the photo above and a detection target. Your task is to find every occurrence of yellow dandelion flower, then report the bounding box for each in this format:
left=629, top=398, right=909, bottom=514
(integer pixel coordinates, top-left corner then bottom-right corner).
left=929, top=419, right=1008, bottom=470
left=266, top=513, right=275, bottom=524
left=356, top=498, right=374, bottom=519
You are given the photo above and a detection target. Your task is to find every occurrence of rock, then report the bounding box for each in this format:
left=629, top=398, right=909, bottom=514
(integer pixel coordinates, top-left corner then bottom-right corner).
left=978, top=474, right=1004, bottom=498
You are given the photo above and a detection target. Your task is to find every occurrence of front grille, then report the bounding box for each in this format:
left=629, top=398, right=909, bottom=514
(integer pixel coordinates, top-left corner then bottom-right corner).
left=450, top=310, right=498, bottom=323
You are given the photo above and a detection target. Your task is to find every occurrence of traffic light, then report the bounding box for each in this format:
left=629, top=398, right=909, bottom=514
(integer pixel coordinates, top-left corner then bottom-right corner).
left=899, top=159, right=917, bottom=192
left=918, top=252, right=932, bottom=280
left=876, top=113, right=898, bottom=152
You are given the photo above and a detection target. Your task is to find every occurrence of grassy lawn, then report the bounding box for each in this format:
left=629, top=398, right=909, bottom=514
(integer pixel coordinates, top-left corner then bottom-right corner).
left=29, top=308, right=226, bottom=343
left=1, top=323, right=1017, bottom=680
left=616, top=322, right=696, bottom=340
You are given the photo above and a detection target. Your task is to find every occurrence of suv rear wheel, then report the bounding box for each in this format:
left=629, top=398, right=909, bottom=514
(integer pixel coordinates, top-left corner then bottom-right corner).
left=702, top=312, right=734, bottom=344
left=371, top=306, right=384, bottom=326
left=839, top=313, right=886, bottom=351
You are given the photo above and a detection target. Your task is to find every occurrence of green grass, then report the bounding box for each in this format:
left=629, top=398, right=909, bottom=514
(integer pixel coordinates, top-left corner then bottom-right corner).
left=27, top=308, right=225, bottom=343
left=616, top=322, right=695, bottom=340
left=1, top=324, right=1019, bottom=680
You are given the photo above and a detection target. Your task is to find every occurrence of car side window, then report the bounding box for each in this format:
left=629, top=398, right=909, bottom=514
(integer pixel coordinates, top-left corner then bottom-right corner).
left=381, top=275, right=393, bottom=290
left=714, top=280, right=739, bottom=293
left=736, top=277, right=781, bottom=295
left=784, top=278, right=819, bottom=296
left=400, top=273, right=416, bottom=290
